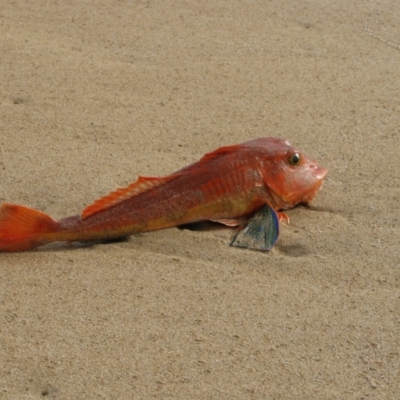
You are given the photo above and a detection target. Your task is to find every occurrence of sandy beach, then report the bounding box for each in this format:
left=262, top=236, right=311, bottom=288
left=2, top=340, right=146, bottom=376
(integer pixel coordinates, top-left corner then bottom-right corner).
left=1, top=1, right=399, bottom=398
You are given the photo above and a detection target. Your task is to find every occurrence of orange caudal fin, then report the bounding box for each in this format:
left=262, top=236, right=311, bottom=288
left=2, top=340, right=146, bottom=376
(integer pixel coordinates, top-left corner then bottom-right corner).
left=0, top=203, right=60, bottom=252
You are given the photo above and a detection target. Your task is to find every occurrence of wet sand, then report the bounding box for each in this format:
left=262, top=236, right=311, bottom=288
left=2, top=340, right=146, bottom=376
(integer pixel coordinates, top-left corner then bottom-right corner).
left=1, top=1, right=399, bottom=398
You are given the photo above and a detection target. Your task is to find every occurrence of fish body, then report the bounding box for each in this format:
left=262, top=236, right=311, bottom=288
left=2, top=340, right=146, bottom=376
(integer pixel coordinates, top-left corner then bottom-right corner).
left=0, top=138, right=327, bottom=252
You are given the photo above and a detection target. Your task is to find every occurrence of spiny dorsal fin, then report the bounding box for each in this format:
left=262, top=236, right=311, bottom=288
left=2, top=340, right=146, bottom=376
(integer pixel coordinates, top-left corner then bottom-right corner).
left=81, top=175, right=178, bottom=219
left=176, top=144, right=242, bottom=174
left=199, top=144, right=242, bottom=163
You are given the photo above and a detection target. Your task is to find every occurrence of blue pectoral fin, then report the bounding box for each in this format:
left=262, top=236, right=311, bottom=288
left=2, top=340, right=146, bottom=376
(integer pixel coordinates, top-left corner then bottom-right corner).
left=231, top=204, right=280, bottom=251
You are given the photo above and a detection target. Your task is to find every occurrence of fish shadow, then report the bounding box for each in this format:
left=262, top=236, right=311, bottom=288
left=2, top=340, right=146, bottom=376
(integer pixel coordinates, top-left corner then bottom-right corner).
left=277, top=243, right=310, bottom=257
left=178, top=221, right=232, bottom=232
left=38, top=236, right=130, bottom=252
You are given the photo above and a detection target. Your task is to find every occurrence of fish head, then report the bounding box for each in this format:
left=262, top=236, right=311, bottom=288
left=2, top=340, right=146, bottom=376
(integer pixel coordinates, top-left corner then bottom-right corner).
left=250, top=138, right=327, bottom=209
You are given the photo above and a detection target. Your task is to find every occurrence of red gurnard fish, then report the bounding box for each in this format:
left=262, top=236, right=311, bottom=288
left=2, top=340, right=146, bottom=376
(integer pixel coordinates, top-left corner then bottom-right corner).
left=0, top=137, right=327, bottom=252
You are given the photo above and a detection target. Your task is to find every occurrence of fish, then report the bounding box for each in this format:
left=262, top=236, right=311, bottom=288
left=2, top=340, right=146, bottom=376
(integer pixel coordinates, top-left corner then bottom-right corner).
left=0, top=137, right=327, bottom=252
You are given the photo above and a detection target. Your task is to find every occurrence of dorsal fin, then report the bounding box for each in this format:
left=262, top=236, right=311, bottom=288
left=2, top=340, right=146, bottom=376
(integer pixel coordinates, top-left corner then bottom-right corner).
left=199, top=144, right=242, bottom=163
left=176, top=144, right=242, bottom=174
left=81, top=175, right=178, bottom=219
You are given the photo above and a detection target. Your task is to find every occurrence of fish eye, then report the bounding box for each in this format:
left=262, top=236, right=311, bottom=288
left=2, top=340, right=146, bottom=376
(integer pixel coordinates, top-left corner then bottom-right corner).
left=289, top=153, right=301, bottom=166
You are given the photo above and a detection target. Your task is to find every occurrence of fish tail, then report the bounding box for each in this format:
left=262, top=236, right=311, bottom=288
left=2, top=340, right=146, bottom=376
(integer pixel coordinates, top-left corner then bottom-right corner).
left=0, top=203, right=60, bottom=252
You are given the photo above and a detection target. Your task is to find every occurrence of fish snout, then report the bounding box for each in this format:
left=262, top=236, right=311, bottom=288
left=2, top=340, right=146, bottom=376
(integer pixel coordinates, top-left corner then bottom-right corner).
left=300, top=164, right=327, bottom=204
left=315, top=166, right=328, bottom=181
left=309, top=162, right=328, bottom=181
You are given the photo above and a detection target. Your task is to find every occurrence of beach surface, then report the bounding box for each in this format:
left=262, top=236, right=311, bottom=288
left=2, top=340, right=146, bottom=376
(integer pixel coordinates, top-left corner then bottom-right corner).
left=1, top=1, right=399, bottom=398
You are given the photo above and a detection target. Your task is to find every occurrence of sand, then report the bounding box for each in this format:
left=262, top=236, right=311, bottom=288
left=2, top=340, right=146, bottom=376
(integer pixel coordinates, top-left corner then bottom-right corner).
left=1, top=1, right=399, bottom=398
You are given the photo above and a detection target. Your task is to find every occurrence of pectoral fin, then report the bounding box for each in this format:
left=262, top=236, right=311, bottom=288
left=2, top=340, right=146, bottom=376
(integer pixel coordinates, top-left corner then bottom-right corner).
left=210, top=217, right=247, bottom=227
left=231, top=204, right=279, bottom=251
